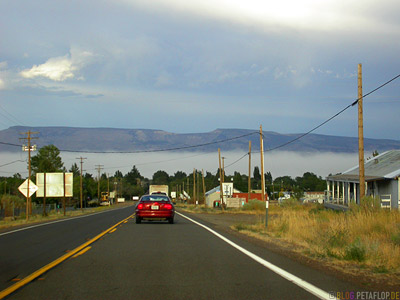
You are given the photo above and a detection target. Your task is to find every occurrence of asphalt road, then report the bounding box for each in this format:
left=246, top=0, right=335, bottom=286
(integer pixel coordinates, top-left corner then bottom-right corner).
left=0, top=205, right=135, bottom=292
left=0, top=207, right=365, bottom=300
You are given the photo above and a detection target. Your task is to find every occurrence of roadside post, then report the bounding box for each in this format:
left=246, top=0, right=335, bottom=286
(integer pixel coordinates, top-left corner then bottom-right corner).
left=260, top=125, right=268, bottom=228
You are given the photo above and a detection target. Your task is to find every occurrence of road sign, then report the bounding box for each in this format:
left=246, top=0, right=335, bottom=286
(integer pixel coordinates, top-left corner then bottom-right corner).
left=222, top=183, right=233, bottom=196
left=18, top=179, right=38, bottom=198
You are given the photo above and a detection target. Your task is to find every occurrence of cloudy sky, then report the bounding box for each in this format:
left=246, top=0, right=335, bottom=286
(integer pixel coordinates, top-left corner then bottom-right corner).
left=1, top=0, right=399, bottom=140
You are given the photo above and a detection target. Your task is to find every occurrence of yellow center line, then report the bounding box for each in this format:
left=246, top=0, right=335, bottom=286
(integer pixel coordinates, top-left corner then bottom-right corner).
left=109, top=228, right=117, bottom=233
left=72, top=246, right=92, bottom=258
left=0, top=213, right=135, bottom=300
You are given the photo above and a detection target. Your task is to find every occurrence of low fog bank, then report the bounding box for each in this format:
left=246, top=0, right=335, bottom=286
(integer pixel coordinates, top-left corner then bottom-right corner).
left=1, top=151, right=359, bottom=180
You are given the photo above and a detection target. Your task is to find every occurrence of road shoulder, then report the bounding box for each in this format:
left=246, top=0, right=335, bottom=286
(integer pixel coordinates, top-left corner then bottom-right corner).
left=179, top=209, right=400, bottom=292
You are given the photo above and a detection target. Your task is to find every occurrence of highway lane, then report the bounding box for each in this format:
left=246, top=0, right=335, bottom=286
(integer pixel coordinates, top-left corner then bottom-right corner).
left=0, top=205, right=135, bottom=292
left=5, top=212, right=364, bottom=300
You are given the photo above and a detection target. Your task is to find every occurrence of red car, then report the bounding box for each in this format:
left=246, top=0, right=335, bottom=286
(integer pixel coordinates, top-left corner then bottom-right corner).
left=135, top=194, right=175, bottom=224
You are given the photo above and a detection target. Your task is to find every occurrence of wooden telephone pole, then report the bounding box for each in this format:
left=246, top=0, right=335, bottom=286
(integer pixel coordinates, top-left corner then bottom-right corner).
left=193, top=168, right=196, bottom=205
left=260, top=125, right=267, bottom=227
left=77, top=157, right=87, bottom=210
left=20, top=130, right=38, bottom=220
left=248, top=141, right=251, bottom=202
left=202, top=169, right=206, bottom=207
left=358, top=64, right=365, bottom=202
left=218, top=148, right=223, bottom=208
left=95, top=165, right=104, bottom=203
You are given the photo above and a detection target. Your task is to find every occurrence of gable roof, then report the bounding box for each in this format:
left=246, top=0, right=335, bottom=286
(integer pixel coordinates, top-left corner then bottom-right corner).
left=205, top=186, right=242, bottom=195
left=327, top=150, right=400, bottom=182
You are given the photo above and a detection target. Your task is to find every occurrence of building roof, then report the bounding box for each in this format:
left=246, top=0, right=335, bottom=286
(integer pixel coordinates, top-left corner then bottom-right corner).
left=327, top=150, right=400, bottom=182
left=205, top=186, right=242, bottom=196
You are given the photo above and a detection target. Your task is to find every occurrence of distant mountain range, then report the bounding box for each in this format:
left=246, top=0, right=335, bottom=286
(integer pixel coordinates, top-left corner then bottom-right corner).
left=1, top=126, right=399, bottom=154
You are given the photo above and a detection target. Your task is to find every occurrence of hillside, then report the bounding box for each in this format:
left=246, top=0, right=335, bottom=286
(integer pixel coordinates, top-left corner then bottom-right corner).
left=0, top=126, right=399, bottom=153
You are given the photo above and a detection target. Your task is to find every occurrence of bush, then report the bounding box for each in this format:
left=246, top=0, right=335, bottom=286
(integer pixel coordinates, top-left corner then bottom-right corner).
left=242, top=200, right=265, bottom=211
left=279, top=198, right=301, bottom=208
left=344, top=237, right=366, bottom=262
left=327, top=229, right=349, bottom=248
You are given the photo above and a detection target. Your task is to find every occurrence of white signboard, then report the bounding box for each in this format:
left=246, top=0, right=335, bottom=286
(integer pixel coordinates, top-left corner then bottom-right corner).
left=18, top=179, right=38, bottom=198
left=222, top=183, right=233, bottom=196
left=171, top=191, right=176, bottom=199
left=36, top=173, right=73, bottom=197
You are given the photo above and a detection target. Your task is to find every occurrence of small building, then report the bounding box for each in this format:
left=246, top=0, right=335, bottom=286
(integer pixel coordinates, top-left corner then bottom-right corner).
left=326, top=150, right=400, bottom=210
left=205, top=186, right=268, bottom=207
left=205, top=186, right=242, bottom=207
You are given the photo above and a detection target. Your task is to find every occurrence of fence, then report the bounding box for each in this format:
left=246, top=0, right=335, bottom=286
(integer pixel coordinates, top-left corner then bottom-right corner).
left=0, top=203, right=76, bottom=220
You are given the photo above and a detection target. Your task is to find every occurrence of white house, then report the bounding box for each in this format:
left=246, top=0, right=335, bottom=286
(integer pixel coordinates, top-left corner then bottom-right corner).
left=326, top=150, right=400, bottom=210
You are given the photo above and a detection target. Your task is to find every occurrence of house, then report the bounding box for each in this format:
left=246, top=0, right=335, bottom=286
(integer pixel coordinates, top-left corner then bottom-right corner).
left=205, top=186, right=242, bottom=207
left=326, top=150, right=400, bottom=210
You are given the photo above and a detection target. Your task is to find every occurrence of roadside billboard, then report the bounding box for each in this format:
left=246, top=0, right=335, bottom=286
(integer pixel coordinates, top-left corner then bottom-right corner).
left=36, top=173, right=73, bottom=197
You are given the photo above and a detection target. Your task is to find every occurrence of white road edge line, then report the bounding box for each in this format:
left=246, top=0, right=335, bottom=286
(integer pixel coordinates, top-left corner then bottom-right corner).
left=0, top=206, right=131, bottom=237
left=177, top=212, right=337, bottom=300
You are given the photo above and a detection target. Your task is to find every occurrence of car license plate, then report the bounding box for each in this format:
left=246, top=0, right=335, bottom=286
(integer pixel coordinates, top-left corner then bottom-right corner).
left=151, top=205, right=159, bottom=210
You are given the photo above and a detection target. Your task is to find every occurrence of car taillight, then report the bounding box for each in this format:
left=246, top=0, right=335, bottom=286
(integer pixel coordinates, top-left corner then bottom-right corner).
left=164, top=203, right=173, bottom=210
left=137, top=203, right=144, bottom=210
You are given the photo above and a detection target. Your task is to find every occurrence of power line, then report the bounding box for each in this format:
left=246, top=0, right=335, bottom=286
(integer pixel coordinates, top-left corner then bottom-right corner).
left=224, top=72, right=400, bottom=169
left=0, top=104, right=26, bottom=126
left=0, top=159, right=26, bottom=168
left=224, top=153, right=249, bottom=169
left=263, top=72, right=400, bottom=152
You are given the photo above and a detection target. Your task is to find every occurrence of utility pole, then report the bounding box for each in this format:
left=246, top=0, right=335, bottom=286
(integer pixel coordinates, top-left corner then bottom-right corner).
left=260, top=125, right=267, bottom=227
left=221, top=157, right=225, bottom=183
left=193, top=168, right=196, bottom=205
left=358, top=63, right=365, bottom=202
left=202, top=169, right=206, bottom=207
left=248, top=141, right=251, bottom=202
left=20, top=130, right=38, bottom=220
left=218, top=148, right=223, bottom=208
left=187, top=177, right=189, bottom=199
left=107, top=173, right=110, bottom=206
left=76, top=157, right=87, bottom=210
left=95, top=165, right=104, bottom=203
left=197, top=171, right=200, bottom=205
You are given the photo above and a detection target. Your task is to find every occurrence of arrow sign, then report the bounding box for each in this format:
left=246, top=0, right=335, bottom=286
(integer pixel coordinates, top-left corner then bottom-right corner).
left=18, top=179, right=38, bottom=198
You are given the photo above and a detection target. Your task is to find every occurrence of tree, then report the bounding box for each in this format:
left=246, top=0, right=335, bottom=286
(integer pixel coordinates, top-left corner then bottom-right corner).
left=125, top=165, right=142, bottom=185
left=152, top=170, right=169, bottom=184
left=265, top=171, right=272, bottom=184
left=233, top=171, right=247, bottom=192
left=274, top=176, right=295, bottom=190
left=173, top=171, right=187, bottom=180
left=253, top=166, right=261, bottom=181
left=114, top=170, right=123, bottom=178
left=295, top=172, right=325, bottom=191
left=69, top=163, right=80, bottom=177
left=31, top=145, right=65, bottom=174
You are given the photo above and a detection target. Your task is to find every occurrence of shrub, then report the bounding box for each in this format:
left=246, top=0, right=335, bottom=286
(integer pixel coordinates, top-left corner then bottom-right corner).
left=279, top=198, right=300, bottom=208
left=344, top=237, right=366, bottom=262
left=242, top=200, right=265, bottom=211
left=327, top=229, right=349, bottom=248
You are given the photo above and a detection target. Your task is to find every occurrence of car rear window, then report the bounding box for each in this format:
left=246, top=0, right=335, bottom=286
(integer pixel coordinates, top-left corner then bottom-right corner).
left=141, top=195, right=170, bottom=202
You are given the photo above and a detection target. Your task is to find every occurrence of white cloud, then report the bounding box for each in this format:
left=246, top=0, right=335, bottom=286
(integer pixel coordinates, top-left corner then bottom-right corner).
left=0, top=61, right=8, bottom=89
left=20, top=47, right=94, bottom=82
left=119, top=0, right=400, bottom=34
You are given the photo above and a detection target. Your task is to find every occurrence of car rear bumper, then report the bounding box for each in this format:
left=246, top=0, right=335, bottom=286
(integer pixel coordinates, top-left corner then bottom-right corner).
left=136, top=210, right=174, bottom=219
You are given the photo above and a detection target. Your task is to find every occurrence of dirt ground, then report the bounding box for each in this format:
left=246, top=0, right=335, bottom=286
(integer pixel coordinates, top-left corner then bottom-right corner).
left=180, top=210, right=400, bottom=292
